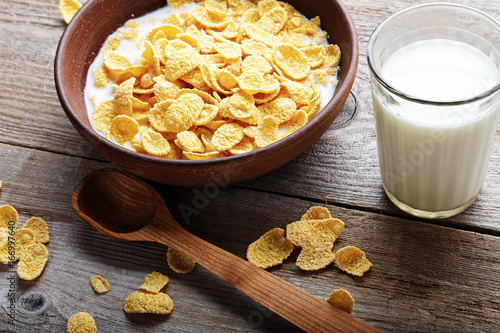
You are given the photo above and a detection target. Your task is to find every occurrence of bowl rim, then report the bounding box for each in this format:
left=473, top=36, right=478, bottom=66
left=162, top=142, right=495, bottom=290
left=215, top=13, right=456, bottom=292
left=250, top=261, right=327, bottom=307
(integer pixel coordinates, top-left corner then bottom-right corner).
left=55, top=0, right=359, bottom=168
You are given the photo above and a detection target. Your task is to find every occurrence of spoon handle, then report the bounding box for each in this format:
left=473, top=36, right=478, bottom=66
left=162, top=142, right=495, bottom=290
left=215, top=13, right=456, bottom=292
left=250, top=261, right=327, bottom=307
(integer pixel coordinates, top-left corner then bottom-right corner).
left=146, top=207, right=381, bottom=333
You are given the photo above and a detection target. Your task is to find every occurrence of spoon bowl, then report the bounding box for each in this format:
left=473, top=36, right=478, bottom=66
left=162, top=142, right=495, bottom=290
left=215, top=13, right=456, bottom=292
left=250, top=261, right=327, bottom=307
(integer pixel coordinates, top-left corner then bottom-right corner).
left=72, top=168, right=381, bottom=333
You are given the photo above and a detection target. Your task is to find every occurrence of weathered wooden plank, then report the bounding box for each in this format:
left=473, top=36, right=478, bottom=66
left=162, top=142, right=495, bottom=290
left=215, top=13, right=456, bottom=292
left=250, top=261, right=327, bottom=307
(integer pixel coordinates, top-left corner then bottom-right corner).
left=3, top=0, right=500, bottom=234
left=0, top=144, right=499, bottom=332
left=0, top=0, right=500, bottom=234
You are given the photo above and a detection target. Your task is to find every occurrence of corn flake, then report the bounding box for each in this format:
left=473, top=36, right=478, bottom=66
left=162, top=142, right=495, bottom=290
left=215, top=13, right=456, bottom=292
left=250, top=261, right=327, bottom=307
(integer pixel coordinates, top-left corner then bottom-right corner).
left=327, top=289, right=354, bottom=314
left=139, top=271, right=170, bottom=293
left=300, top=206, right=332, bottom=221
left=123, top=290, right=174, bottom=314
left=287, top=218, right=344, bottom=249
left=295, top=246, right=335, bottom=271
left=273, top=43, right=310, bottom=80
left=255, top=116, right=279, bottom=148
left=335, top=246, right=372, bottom=277
left=141, top=128, right=172, bottom=156
left=258, top=97, right=296, bottom=124
left=113, top=77, right=135, bottom=116
left=228, top=136, right=254, bottom=155
left=59, top=0, right=82, bottom=24
left=255, top=7, right=287, bottom=35
left=15, top=228, right=36, bottom=257
left=211, top=123, right=244, bottom=151
left=214, top=42, right=242, bottom=62
left=89, top=275, right=110, bottom=293
left=0, top=205, right=18, bottom=229
left=167, top=247, right=196, bottom=273
left=302, top=46, right=326, bottom=68
left=17, top=243, right=48, bottom=281
left=175, top=130, right=205, bottom=153
left=109, top=115, right=140, bottom=146
left=191, top=5, right=231, bottom=29
left=247, top=228, right=293, bottom=269
left=67, top=312, right=97, bottom=333
left=89, top=0, right=341, bottom=161
left=282, top=110, right=308, bottom=137
left=183, top=150, right=223, bottom=160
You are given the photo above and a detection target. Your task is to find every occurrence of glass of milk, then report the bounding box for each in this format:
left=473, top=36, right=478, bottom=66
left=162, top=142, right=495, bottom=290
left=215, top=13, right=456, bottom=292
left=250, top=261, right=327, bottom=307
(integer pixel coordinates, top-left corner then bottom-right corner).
left=367, top=3, right=500, bottom=218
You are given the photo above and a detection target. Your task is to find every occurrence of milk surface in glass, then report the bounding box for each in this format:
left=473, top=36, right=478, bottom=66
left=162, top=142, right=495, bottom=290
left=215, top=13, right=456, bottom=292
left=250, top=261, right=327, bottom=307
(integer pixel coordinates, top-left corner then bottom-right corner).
left=373, top=39, right=500, bottom=215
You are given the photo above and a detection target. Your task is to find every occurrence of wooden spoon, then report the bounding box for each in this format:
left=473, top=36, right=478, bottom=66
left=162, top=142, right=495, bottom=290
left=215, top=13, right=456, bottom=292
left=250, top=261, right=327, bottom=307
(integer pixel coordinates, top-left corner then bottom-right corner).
left=72, top=168, right=381, bottom=333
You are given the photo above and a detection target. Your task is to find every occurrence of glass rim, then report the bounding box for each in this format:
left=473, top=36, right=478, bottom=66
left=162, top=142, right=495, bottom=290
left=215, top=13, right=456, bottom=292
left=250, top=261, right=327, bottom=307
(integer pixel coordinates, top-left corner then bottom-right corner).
left=366, top=2, right=500, bottom=106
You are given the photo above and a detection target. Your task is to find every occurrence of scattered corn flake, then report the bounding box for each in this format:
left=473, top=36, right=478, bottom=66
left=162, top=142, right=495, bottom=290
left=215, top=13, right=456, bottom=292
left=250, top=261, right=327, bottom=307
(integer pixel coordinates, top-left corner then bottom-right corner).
left=17, top=243, right=49, bottom=280
left=140, top=127, right=172, bottom=156
left=175, top=130, right=205, bottom=153
left=335, top=246, right=372, bottom=277
left=167, top=247, right=196, bottom=273
left=67, top=312, right=97, bottom=333
left=59, top=0, right=82, bottom=24
left=327, top=289, right=354, bottom=314
left=0, top=228, right=11, bottom=265
left=211, top=123, right=244, bottom=151
left=286, top=218, right=344, bottom=249
left=0, top=180, right=2, bottom=189
left=273, top=43, right=310, bottom=80
left=139, top=271, right=170, bottom=293
left=0, top=205, right=19, bottom=229
left=247, top=228, right=293, bottom=269
left=89, top=275, right=110, bottom=293
left=109, top=115, right=140, bottom=146
left=255, top=116, right=279, bottom=148
left=300, top=206, right=332, bottom=221
left=14, top=228, right=36, bottom=257
left=123, top=290, right=174, bottom=314
left=295, top=246, right=335, bottom=271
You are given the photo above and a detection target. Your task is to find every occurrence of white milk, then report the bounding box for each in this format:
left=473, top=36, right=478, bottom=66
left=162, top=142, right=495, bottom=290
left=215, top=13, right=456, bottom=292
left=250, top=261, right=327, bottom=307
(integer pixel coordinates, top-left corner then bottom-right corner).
left=374, top=39, right=500, bottom=213
left=84, top=3, right=339, bottom=145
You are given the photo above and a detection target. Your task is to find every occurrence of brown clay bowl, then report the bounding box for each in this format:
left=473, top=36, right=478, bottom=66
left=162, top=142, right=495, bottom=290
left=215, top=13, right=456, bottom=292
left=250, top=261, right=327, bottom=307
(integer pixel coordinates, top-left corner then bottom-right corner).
left=55, top=0, right=358, bottom=187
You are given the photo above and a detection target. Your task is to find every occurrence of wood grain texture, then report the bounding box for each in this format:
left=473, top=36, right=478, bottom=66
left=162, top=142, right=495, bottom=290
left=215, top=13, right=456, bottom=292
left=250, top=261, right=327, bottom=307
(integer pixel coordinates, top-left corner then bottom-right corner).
left=1, top=0, right=500, bottom=332
left=1, top=145, right=500, bottom=332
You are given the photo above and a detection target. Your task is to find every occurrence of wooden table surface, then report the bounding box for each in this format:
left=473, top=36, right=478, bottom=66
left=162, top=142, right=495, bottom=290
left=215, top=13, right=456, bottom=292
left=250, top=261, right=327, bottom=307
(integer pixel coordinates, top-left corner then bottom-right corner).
left=1, top=0, right=500, bottom=332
